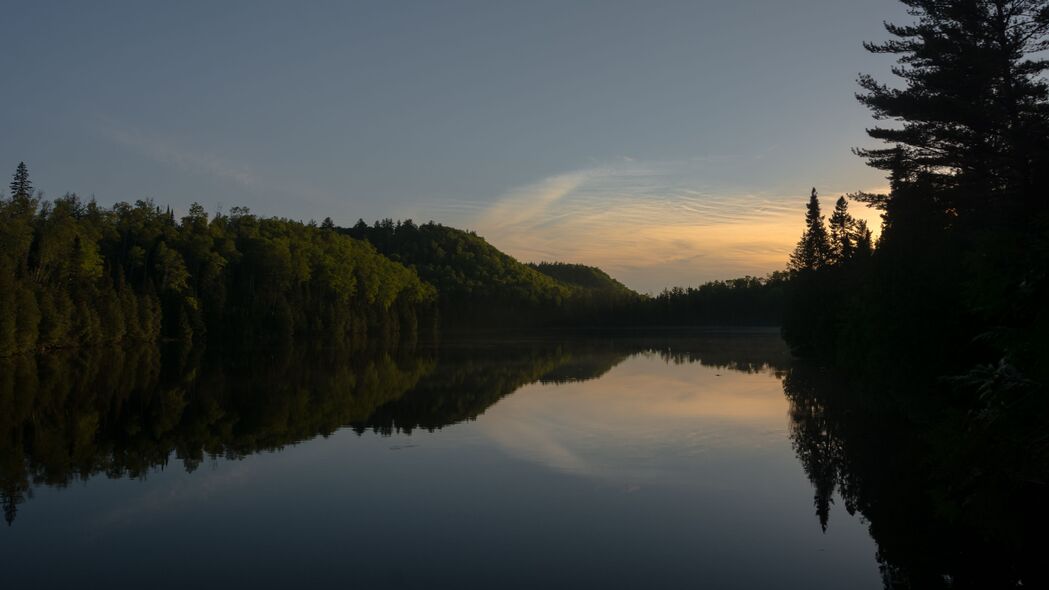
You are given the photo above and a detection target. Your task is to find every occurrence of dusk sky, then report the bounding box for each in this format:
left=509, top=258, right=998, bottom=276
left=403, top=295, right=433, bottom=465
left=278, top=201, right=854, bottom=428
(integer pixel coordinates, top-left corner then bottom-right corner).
left=1, top=0, right=907, bottom=292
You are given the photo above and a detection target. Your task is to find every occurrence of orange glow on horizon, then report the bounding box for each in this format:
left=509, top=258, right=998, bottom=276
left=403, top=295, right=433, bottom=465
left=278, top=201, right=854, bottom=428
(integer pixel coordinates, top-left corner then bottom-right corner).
left=470, top=175, right=886, bottom=292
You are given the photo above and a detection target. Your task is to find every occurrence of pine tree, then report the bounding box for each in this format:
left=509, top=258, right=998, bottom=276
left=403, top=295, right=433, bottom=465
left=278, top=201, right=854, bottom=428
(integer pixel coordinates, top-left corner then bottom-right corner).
left=856, top=0, right=1049, bottom=225
left=851, top=1, right=1049, bottom=378
left=852, top=220, right=873, bottom=259
left=828, top=196, right=856, bottom=264
left=9, top=162, right=32, bottom=201
left=789, top=189, right=832, bottom=273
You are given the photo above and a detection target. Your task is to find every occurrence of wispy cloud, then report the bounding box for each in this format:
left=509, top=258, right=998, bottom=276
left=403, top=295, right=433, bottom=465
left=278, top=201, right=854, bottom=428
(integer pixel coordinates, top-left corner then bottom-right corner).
left=463, top=160, right=882, bottom=292
left=478, top=353, right=790, bottom=485
left=476, top=170, right=595, bottom=235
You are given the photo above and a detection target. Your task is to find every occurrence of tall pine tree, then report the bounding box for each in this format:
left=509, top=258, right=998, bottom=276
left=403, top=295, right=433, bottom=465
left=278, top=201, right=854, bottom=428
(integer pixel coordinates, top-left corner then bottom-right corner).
left=9, top=162, right=32, bottom=201
left=789, top=188, right=832, bottom=273
left=828, top=196, right=856, bottom=264
left=856, top=0, right=1049, bottom=227
left=835, top=0, right=1049, bottom=380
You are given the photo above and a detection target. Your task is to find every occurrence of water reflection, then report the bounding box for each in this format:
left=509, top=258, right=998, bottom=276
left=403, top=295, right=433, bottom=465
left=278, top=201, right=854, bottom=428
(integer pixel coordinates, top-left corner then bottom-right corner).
left=477, top=351, right=789, bottom=482
left=0, top=333, right=788, bottom=526
left=5, top=333, right=1041, bottom=588
left=784, top=363, right=1049, bottom=588
left=0, top=332, right=899, bottom=589
left=0, top=343, right=436, bottom=524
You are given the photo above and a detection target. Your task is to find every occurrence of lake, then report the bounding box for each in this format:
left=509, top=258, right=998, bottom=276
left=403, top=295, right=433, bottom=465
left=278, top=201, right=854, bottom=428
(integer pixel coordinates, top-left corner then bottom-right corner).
left=0, top=332, right=884, bottom=588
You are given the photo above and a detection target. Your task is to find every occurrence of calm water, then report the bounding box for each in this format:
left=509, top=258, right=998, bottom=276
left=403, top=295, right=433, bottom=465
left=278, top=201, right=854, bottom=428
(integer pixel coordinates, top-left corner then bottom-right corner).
left=0, top=333, right=884, bottom=588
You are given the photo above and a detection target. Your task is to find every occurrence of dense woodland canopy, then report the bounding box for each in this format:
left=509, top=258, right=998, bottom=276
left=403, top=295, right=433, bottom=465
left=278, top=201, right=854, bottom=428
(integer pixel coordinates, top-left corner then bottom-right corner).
left=0, top=178, right=437, bottom=356
left=342, top=219, right=576, bottom=328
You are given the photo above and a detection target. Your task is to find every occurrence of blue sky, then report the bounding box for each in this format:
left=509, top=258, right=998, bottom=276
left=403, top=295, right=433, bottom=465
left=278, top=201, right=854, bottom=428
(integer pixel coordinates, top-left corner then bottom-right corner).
left=1, top=0, right=908, bottom=291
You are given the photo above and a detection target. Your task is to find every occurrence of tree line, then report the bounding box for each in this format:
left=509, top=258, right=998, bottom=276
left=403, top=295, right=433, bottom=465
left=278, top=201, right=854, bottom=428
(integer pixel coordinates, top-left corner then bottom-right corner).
left=632, top=274, right=787, bottom=327
left=0, top=166, right=437, bottom=356
left=782, top=0, right=1049, bottom=396
left=0, top=162, right=791, bottom=358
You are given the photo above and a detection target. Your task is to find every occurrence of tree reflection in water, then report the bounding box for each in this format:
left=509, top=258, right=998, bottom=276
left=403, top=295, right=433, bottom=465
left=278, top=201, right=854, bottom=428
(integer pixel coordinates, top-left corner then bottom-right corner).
left=0, top=332, right=788, bottom=526
left=785, top=364, right=1049, bottom=589
left=7, top=333, right=1044, bottom=588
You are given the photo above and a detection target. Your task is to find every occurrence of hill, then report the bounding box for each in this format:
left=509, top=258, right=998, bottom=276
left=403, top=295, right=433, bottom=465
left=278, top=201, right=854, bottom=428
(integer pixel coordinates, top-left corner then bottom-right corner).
left=342, top=219, right=574, bottom=328
left=529, top=262, right=636, bottom=295
left=342, top=220, right=643, bottom=328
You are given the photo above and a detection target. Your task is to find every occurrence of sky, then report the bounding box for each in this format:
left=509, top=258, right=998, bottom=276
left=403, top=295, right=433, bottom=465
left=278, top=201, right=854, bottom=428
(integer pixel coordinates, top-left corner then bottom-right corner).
left=1, top=0, right=909, bottom=292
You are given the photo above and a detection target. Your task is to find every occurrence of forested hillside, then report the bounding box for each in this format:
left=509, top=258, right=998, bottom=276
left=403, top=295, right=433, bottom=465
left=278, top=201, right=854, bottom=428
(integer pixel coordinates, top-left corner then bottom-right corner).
left=529, top=262, right=633, bottom=294
left=1, top=163, right=800, bottom=357
left=529, top=261, right=643, bottom=323
left=343, top=220, right=643, bottom=328
left=0, top=168, right=436, bottom=356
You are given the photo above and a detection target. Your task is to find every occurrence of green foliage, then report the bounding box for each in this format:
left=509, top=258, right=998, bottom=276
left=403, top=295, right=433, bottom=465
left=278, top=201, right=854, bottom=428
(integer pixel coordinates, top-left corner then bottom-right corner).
left=530, top=261, right=643, bottom=323
left=346, top=219, right=783, bottom=328
left=345, top=220, right=581, bottom=328
left=3, top=165, right=798, bottom=351
left=0, top=165, right=436, bottom=355
left=530, top=261, right=631, bottom=293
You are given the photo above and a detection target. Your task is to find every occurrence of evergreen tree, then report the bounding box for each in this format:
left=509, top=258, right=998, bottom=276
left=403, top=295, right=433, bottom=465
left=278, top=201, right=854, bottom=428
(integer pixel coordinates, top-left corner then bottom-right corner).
left=779, top=1, right=1049, bottom=379
left=828, top=196, right=856, bottom=263
left=851, top=1, right=1049, bottom=377
left=8, top=162, right=32, bottom=201
left=856, top=0, right=1049, bottom=226
left=788, top=189, right=832, bottom=273
left=852, top=220, right=873, bottom=259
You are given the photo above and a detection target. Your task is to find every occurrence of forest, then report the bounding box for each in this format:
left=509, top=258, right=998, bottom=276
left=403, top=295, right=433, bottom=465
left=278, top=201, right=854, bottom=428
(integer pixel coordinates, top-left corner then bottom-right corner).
left=0, top=163, right=788, bottom=358
left=779, top=0, right=1049, bottom=398
left=774, top=8, right=1049, bottom=581
left=3, top=4, right=1046, bottom=398
left=0, top=173, right=437, bottom=356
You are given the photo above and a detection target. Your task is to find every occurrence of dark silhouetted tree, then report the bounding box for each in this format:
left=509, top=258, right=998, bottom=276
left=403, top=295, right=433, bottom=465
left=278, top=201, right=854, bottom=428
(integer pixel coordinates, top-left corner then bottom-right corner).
left=784, top=1, right=1049, bottom=380
left=828, top=196, right=856, bottom=263
left=856, top=0, right=1049, bottom=227
left=8, top=162, right=32, bottom=201
left=788, top=189, right=832, bottom=273
left=852, top=219, right=873, bottom=259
